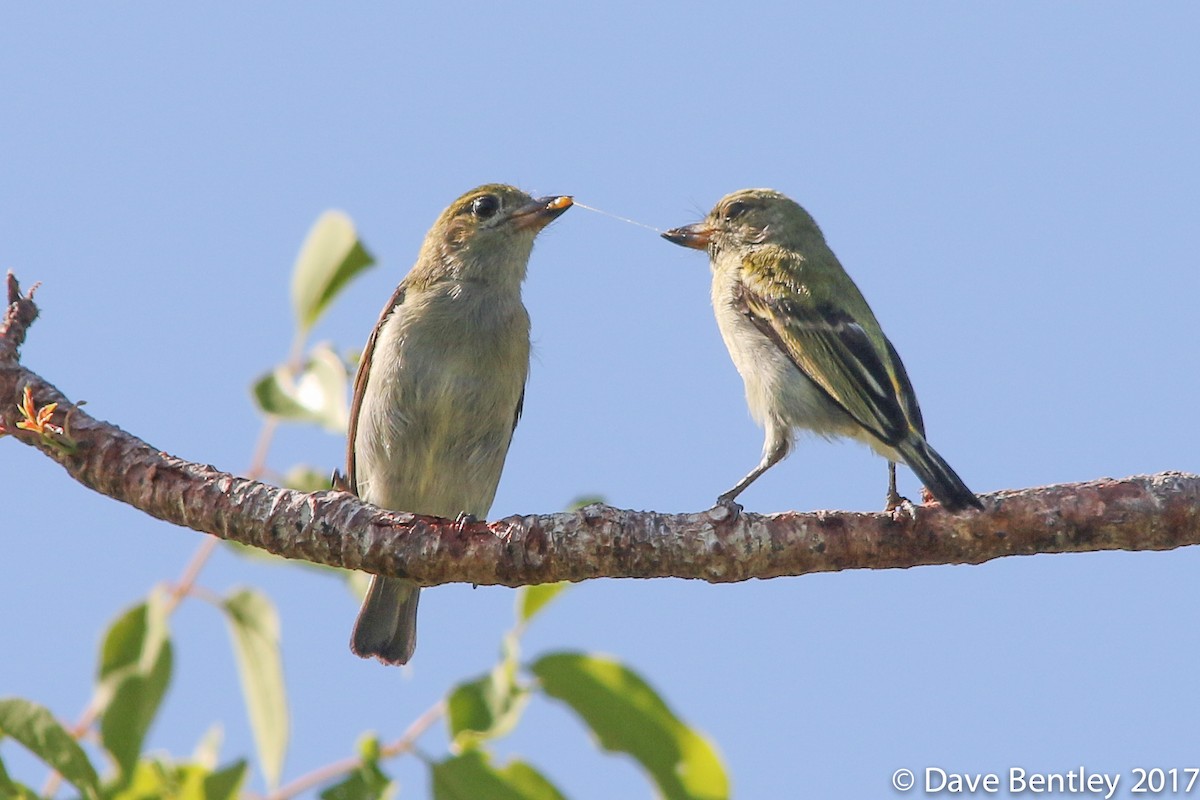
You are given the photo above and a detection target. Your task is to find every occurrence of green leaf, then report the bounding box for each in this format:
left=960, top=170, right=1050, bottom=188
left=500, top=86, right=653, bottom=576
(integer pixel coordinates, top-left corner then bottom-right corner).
left=345, top=570, right=372, bottom=601
left=98, top=603, right=147, bottom=681
left=319, top=767, right=394, bottom=800
left=100, top=649, right=173, bottom=780
left=222, top=538, right=289, bottom=566
left=0, top=698, right=100, bottom=800
left=98, top=592, right=170, bottom=684
left=106, top=758, right=171, bottom=800
left=191, top=759, right=248, bottom=800
left=105, top=757, right=247, bottom=800
left=446, top=636, right=527, bottom=749
left=96, top=595, right=174, bottom=781
left=432, top=751, right=565, bottom=800
left=0, top=754, right=39, bottom=800
left=531, top=653, right=729, bottom=800
left=223, top=539, right=352, bottom=581
left=220, top=589, right=289, bottom=790
left=191, top=723, right=224, bottom=770
left=296, top=343, right=351, bottom=432
left=516, top=583, right=569, bottom=626
left=282, top=464, right=334, bottom=493
left=291, top=210, right=375, bottom=331
left=250, top=344, right=350, bottom=431
left=251, top=366, right=311, bottom=420
left=318, top=734, right=393, bottom=800
left=566, top=494, right=606, bottom=511
left=356, top=733, right=380, bottom=763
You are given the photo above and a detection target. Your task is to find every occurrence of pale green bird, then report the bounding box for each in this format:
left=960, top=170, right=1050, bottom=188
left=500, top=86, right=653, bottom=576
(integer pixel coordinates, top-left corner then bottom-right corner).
left=662, top=188, right=981, bottom=512
left=348, top=185, right=572, bottom=665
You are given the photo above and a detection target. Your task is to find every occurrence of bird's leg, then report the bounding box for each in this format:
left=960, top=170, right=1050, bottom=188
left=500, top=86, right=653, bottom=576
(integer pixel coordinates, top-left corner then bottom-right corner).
left=716, top=431, right=790, bottom=507
left=884, top=461, right=912, bottom=511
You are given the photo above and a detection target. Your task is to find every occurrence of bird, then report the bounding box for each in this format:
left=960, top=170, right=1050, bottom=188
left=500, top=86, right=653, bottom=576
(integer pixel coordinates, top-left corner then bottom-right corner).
left=347, top=184, right=572, bottom=665
left=661, top=188, right=981, bottom=512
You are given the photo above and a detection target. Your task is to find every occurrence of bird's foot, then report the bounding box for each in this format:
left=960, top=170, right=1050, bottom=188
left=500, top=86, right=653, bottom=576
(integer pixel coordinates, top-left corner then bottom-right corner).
left=885, top=490, right=919, bottom=519
left=711, top=494, right=744, bottom=522
left=331, top=469, right=351, bottom=493
left=884, top=488, right=912, bottom=512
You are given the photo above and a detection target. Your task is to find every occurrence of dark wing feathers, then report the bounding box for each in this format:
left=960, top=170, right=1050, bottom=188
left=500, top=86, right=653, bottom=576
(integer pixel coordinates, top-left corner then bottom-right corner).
left=734, top=278, right=919, bottom=448
left=345, top=282, right=407, bottom=495
left=512, top=387, right=525, bottom=436
left=344, top=282, right=528, bottom=495
left=885, top=338, right=925, bottom=438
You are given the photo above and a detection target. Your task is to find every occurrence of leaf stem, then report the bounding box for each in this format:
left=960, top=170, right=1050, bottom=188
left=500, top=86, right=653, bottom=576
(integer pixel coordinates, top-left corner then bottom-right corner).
left=260, top=699, right=446, bottom=800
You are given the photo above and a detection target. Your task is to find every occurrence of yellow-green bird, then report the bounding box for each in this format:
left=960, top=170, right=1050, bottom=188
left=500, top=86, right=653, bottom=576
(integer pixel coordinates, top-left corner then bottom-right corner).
left=348, top=185, right=572, bottom=665
left=662, top=188, right=981, bottom=512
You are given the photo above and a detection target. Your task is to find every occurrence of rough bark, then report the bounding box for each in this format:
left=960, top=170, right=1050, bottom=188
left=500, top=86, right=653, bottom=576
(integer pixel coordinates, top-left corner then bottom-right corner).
left=5, top=272, right=1199, bottom=587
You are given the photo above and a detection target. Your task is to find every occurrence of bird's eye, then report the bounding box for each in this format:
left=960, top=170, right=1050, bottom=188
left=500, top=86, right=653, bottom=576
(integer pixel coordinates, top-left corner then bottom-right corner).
left=471, top=195, right=500, bottom=219
left=724, top=201, right=749, bottom=221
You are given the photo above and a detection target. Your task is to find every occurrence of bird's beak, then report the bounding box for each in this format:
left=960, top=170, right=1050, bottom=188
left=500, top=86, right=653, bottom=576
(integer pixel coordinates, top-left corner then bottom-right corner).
left=661, top=222, right=712, bottom=250
left=509, top=195, right=573, bottom=231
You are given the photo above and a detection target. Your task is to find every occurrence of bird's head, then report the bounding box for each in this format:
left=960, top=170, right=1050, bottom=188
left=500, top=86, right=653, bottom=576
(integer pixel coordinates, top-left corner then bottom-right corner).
left=419, top=184, right=572, bottom=284
left=661, top=188, right=820, bottom=255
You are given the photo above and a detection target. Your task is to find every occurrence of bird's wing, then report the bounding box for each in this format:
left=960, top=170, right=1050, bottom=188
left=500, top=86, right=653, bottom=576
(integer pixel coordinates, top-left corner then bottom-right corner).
left=883, top=337, right=925, bottom=438
left=512, top=386, right=525, bottom=435
left=345, top=282, right=407, bottom=495
left=736, top=253, right=921, bottom=446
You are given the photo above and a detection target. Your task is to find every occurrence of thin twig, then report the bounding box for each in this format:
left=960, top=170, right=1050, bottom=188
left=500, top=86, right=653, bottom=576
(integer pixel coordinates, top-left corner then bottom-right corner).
left=164, top=537, right=219, bottom=614
left=263, top=700, right=447, bottom=800
left=247, top=415, right=280, bottom=482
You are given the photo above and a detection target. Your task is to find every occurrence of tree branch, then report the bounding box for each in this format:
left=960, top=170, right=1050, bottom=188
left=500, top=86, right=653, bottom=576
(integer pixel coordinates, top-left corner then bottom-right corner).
left=5, top=272, right=1199, bottom=588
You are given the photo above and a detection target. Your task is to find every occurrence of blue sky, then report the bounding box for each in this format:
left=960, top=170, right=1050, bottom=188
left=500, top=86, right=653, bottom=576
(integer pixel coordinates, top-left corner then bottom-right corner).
left=3, top=3, right=1199, bottom=798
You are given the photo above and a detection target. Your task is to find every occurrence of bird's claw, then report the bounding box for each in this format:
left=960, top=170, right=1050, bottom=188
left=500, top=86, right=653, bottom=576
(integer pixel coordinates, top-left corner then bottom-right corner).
left=884, top=489, right=912, bottom=512
left=711, top=495, right=744, bottom=522
left=885, top=491, right=918, bottom=518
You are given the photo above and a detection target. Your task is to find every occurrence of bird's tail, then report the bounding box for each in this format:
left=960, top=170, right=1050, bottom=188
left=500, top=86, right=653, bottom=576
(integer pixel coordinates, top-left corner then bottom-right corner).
left=350, top=576, right=420, bottom=665
left=898, top=437, right=983, bottom=512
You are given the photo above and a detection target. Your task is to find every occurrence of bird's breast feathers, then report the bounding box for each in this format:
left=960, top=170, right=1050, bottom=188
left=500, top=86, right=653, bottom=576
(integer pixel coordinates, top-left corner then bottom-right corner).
left=711, top=258, right=876, bottom=445
left=352, top=284, right=529, bottom=515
